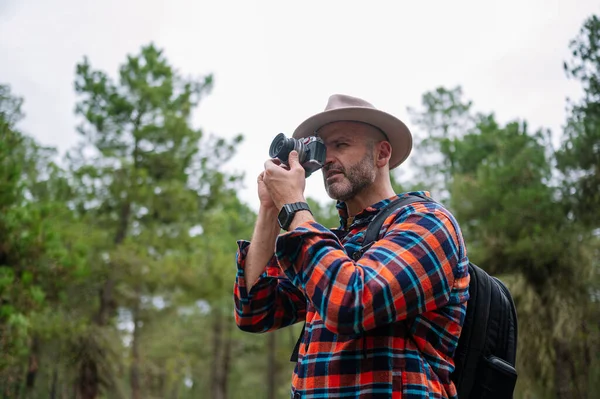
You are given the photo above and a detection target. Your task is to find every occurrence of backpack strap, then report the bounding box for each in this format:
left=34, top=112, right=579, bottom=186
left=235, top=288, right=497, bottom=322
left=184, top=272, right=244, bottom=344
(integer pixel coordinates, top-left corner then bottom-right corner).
left=290, top=324, right=304, bottom=362
left=290, top=193, right=433, bottom=362
left=351, top=194, right=433, bottom=261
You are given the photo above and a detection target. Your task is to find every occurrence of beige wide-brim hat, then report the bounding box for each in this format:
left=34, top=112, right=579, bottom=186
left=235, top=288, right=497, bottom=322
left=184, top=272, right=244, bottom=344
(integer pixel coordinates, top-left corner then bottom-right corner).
left=292, top=94, right=413, bottom=169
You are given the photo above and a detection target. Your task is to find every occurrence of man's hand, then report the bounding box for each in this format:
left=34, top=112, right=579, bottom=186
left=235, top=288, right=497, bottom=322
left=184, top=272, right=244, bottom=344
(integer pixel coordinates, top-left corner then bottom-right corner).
left=257, top=171, right=276, bottom=211
left=263, top=150, right=306, bottom=210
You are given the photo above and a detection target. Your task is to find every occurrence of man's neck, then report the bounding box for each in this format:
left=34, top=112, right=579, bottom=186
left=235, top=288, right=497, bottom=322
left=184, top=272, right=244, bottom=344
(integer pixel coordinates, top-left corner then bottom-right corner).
left=344, top=179, right=396, bottom=217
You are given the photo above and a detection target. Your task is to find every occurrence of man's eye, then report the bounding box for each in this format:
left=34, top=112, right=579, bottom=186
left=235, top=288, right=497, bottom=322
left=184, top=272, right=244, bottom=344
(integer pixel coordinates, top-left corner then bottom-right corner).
left=336, top=143, right=347, bottom=148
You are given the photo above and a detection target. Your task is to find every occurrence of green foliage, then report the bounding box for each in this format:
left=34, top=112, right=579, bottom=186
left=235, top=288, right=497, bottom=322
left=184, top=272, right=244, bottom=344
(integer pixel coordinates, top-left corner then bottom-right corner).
left=63, top=43, right=247, bottom=398
left=558, top=14, right=600, bottom=229
left=406, top=86, right=475, bottom=200
left=0, top=85, right=92, bottom=391
left=306, top=197, right=339, bottom=229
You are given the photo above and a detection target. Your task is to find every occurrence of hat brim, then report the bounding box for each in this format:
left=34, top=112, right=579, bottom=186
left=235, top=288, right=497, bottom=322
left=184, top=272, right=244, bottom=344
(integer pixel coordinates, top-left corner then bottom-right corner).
left=292, top=107, right=412, bottom=169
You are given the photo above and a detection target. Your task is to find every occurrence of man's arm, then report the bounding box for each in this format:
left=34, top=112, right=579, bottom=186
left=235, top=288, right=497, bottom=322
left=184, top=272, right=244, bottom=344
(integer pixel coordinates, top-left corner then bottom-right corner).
left=274, top=202, right=470, bottom=336
left=233, top=206, right=307, bottom=333
left=245, top=207, right=280, bottom=292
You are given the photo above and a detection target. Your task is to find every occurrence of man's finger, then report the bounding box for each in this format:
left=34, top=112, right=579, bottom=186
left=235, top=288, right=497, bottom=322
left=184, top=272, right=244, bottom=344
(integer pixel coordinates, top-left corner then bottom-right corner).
left=264, top=159, right=278, bottom=170
left=288, top=150, right=300, bottom=169
left=265, top=158, right=291, bottom=172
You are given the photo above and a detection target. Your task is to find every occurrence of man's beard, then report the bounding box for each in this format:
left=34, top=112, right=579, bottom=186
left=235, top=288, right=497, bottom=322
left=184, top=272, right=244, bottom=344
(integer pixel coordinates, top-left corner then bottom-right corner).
left=323, top=151, right=376, bottom=202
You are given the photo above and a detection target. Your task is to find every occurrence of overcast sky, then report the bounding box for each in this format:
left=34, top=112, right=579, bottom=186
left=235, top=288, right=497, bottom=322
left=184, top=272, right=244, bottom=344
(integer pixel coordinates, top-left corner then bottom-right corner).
left=1, top=0, right=598, bottom=210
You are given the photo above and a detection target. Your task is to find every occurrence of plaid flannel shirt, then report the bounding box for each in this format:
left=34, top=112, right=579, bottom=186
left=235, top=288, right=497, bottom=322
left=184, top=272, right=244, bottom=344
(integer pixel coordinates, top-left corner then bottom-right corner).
left=234, top=192, right=470, bottom=399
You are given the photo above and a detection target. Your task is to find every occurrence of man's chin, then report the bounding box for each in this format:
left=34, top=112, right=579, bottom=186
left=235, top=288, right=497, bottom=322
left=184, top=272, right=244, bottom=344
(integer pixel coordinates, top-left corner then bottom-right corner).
left=325, top=185, right=352, bottom=202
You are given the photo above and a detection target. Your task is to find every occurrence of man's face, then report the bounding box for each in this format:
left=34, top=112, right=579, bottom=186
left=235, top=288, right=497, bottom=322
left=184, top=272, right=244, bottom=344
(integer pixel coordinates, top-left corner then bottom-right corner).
left=317, top=121, right=381, bottom=202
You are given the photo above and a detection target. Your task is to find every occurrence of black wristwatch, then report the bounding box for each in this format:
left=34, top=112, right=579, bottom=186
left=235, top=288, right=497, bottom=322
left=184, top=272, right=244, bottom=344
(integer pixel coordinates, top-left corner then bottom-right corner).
left=277, top=202, right=312, bottom=231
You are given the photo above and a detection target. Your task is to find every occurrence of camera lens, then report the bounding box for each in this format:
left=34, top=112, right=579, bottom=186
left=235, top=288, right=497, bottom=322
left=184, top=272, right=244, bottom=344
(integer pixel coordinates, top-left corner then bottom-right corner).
left=269, top=133, right=295, bottom=162
left=273, top=140, right=283, bottom=154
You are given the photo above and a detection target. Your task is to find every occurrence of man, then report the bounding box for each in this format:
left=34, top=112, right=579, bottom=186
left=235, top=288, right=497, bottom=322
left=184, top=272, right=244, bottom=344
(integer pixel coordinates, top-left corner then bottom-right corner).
left=233, top=94, right=470, bottom=399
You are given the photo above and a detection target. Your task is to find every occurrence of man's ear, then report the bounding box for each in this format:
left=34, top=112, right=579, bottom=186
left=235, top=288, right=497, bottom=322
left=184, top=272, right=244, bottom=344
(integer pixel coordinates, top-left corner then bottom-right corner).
left=375, top=141, right=392, bottom=168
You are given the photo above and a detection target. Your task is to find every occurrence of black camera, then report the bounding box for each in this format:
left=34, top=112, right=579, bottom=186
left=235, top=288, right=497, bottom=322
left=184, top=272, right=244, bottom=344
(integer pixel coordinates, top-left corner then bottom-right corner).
left=269, top=133, right=326, bottom=177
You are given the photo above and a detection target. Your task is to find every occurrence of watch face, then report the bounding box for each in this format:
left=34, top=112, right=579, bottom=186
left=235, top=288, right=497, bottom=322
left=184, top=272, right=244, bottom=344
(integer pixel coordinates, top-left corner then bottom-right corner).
left=278, top=205, right=290, bottom=229
left=277, top=202, right=310, bottom=230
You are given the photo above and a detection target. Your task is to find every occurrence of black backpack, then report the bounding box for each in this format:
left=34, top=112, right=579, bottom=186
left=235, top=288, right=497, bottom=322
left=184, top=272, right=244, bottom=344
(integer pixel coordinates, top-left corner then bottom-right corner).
left=290, top=194, right=518, bottom=398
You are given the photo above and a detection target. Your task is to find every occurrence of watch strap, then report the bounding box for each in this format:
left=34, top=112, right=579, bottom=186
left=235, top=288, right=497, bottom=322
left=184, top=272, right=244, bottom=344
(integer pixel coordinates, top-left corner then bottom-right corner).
left=287, top=202, right=311, bottom=213
left=279, top=202, right=312, bottom=230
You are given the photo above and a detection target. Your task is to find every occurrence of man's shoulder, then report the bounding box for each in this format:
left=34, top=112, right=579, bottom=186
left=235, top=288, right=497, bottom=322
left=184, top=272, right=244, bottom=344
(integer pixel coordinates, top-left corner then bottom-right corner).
left=388, top=191, right=464, bottom=234
left=387, top=192, right=469, bottom=265
left=389, top=191, right=450, bottom=216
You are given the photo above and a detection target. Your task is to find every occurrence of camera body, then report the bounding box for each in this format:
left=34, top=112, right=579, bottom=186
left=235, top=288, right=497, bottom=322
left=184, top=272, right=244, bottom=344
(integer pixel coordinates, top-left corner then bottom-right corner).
left=269, top=133, right=326, bottom=177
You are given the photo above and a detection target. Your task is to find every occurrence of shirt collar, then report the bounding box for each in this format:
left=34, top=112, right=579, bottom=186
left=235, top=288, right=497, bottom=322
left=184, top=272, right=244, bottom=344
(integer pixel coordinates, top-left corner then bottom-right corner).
left=335, top=191, right=432, bottom=230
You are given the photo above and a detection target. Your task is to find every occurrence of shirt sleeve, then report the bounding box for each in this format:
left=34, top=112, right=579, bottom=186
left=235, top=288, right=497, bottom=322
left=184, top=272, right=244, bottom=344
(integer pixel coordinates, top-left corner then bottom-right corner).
left=274, top=203, right=464, bottom=336
left=233, top=240, right=307, bottom=333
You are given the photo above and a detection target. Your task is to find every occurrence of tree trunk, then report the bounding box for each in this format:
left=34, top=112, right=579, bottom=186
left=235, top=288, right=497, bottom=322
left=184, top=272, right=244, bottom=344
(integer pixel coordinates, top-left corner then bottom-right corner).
left=219, top=316, right=234, bottom=399
left=50, top=366, right=59, bottom=399
left=267, top=332, right=277, bottom=399
left=78, top=357, right=99, bottom=399
left=554, top=338, right=575, bottom=399
left=567, top=350, right=583, bottom=399
left=78, top=201, right=131, bottom=399
left=210, top=310, right=225, bottom=399
left=157, top=362, right=166, bottom=399
left=130, top=294, right=142, bottom=399
left=24, top=336, right=40, bottom=398
left=576, top=318, right=592, bottom=397
left=208, top=309, right=235, bottom=399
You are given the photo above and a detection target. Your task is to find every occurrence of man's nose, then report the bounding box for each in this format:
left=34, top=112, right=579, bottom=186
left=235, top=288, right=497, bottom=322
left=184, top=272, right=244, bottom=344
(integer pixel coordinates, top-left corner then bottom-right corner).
left=324, top=149, right=335, bottom=167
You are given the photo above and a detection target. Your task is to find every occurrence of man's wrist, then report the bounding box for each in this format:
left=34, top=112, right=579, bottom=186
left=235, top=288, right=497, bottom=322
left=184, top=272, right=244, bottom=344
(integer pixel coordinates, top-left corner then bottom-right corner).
left=275, top=197, right=306, bottom=213
left=277, top=201, right=312, bottom=231
left=287, top=209, right=314, bottom=231
left=258, top=205, right=278, bottom=218
left=257, top=206, right=280, bottom=231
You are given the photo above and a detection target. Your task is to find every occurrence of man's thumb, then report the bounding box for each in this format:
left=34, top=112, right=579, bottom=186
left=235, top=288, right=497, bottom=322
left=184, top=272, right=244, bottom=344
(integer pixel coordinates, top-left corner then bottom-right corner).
left=289, top=150, right=300, bottom=167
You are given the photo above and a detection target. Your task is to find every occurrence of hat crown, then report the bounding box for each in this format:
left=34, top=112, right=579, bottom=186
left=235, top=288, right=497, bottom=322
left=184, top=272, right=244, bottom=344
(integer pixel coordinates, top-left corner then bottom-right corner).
left=325, top=94, right=375, bottom=111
